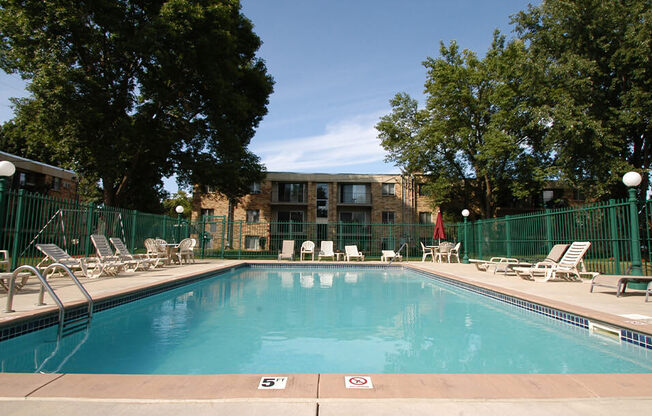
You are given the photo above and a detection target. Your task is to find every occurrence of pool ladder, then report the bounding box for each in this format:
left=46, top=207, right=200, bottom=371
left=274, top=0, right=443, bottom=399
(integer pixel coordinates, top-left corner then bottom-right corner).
left=4, top=263, right=94, bottom=338
left=388, top=242, right=408, bottom=265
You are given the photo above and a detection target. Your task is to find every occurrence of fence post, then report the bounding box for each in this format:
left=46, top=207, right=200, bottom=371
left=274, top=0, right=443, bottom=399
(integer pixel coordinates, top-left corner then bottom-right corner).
left=162, top=215, right=167, bottom=241
left=0, top=178, right=7, bottom=249
left=9, top=189, right=25, bottom=270
left=130, top=209, right=138, bottom=251
left=238, top=221, right=243, bottom=259
left=545, top=209, right=553, bottom=252
left=200, top=215, right=206, bottom=259
left=608, top=199, right=621, bottom=275
left=476, top=219, right=482, bottom=259
left=627, top=187, right=643, bottom=276
left=84, top=202, right=94, bottom=258
left=220, top=217, right=226, bottom=258
left=505, top=215, right=512, bottom=257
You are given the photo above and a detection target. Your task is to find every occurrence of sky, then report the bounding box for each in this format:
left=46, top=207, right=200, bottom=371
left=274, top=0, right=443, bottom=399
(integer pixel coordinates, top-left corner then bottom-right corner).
left=0, top=0, right=538, bottom=193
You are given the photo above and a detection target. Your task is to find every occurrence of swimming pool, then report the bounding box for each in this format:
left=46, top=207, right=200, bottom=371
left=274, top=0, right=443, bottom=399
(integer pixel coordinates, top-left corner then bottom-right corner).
left=1, top=265, right=651, bottom=374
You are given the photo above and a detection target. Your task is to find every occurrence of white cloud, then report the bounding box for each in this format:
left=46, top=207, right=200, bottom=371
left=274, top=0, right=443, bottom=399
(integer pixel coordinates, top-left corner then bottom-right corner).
left=252, top=113, right=392, bottom=173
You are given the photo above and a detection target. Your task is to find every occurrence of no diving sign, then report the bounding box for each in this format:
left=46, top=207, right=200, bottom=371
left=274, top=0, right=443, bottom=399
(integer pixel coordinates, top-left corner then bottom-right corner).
left=345, top=375, right=373, bottom=389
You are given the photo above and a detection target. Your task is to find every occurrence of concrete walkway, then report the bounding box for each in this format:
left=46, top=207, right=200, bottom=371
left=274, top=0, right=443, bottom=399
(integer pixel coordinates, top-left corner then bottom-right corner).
left=1, top=259, right=651, bottom=415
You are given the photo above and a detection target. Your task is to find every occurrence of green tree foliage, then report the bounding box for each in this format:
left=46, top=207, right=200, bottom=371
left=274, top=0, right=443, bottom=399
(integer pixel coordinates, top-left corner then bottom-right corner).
left=0, top=0, right=273, bottom=209
left=513, top=0, right=651, bottom=199
left=378, top=33, right=545, bottom=218
left=163, top=190, right=192, bottom=219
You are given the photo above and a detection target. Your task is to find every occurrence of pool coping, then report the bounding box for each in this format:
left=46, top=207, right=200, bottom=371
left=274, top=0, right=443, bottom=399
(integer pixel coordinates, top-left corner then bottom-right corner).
left=1, top=261, right=651, bottom=401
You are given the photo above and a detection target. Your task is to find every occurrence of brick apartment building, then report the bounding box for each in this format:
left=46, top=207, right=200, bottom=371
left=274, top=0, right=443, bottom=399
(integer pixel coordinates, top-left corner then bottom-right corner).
left=191, top=172, right=437, bottom=253
left=0, top=151, right=78, bottom=199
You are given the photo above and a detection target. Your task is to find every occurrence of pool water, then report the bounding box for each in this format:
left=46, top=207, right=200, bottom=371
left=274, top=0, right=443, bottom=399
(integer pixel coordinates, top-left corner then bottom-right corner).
left=1, top=266, right=651, bottom=374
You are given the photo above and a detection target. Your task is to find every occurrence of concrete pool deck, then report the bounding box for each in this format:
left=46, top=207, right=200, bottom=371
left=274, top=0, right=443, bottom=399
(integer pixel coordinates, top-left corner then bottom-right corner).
left=1, top=259, right=651, bottom=415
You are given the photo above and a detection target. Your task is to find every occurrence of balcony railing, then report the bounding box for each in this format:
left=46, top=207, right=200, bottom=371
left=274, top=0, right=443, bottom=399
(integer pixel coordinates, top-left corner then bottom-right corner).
left=338, top=191, right=372, bottom=205
left=271, top=189, right=307, bottom=204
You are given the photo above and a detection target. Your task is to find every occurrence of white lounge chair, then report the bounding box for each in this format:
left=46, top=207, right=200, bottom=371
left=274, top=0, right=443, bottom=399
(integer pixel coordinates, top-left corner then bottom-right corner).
left=514, top=241, right=596, bottom=281
left=36, top=243, right=103, bottom=278
left=381, top=250, right=402, bottom=262
left=344, top=245, right=364, bottom=261
left=300, top=241, right=315, bottom=261
left=318, top=241, right=335, bottom=261
left=90, top=234, right=131, bottom=274
left=110, top=237, right=159, bottom=269
left=278, top=240, right=295, bottom=261
left=420, top=242, right=434, bottom=262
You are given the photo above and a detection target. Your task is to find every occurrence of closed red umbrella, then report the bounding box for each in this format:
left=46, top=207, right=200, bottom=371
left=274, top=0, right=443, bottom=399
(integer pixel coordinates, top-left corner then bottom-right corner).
left=433, top=211, right=446, bottom=244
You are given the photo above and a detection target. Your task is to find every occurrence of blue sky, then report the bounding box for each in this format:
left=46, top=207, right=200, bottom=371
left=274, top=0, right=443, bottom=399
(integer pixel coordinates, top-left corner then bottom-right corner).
left=0, top=0, right=537, bottom=193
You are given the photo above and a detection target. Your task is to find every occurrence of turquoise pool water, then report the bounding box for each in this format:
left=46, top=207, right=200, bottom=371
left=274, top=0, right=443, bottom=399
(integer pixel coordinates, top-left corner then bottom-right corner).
left=1, top=266, right=651, bottom=374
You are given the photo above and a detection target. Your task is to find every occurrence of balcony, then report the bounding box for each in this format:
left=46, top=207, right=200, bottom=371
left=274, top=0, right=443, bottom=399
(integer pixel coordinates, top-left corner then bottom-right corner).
left=271, top=188, right=307, bottom=205
left=338, top=191, right=372, bottom=206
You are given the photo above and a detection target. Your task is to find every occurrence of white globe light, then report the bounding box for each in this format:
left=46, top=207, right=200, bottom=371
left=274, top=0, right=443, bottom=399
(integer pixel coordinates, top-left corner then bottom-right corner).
left=175, top=205, right=185, bottom=214
left=462, top=209, right=470, bottom=217
left=622, top=171, right=642, bottom=187
left=0, top=160, right=16, bottom=177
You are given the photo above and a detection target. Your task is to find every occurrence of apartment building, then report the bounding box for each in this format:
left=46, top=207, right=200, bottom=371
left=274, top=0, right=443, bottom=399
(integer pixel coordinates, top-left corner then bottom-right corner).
left=192, top=172, right=437, bottom=252
left=0, top=151, right=78, bottom=199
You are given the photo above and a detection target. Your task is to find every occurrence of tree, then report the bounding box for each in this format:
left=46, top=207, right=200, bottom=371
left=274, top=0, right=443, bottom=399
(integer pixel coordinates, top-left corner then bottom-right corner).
left=0, top=0, right=273, bottom=209
left=163, top=190, right=192, bottom=219
left=378, top=33, right=546, bottom=218
left=512, top=0, right=652, bottom=199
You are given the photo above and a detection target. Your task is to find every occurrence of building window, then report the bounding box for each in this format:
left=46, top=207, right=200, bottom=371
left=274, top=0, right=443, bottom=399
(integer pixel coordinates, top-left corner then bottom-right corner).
left=418, top=184, right=428, bottom=196
left=246, top=209, right=260, bottom=223
left=52, top=177, right=61, bottom=191
left=316, top=183, right=328, bottom=219
left=419, top=212, right=432, bottom=224
left=339, top=184, right=370, bottom=204
left=382, top=183, right=395, bottom=196
left=276, top=183, right=305, bottom=203
left=339, top=211, right=369, bottom=223
left=204, top=185, right=215, bottom=193
left=382, top=211, right=395, bottom=224
left=201, top=209, right=216, bottom=232
left=245, top=236, right=260, bottom=250
left=249, top=182, right=261, bottom=194
left=19, top=172, right=26, bottom=187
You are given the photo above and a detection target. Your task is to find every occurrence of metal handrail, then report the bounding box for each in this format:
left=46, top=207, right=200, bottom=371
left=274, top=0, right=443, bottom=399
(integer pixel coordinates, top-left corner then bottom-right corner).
left=388, top=242, right=408, bottom=265
left=4, top=264, right=94, bottom=332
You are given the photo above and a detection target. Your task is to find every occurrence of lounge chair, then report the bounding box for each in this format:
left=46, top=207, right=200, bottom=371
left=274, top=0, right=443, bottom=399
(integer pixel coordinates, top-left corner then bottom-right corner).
left=91, top=234, right=140, bottom=274
left=177, top=238, right=194, bottom=264
left=35, top=243, right=103, bottom=278
left=470, top=257, right=519, bottom=272
left=318, top=241, right=335, bottom=261
left=471, top=244, right=569, bottom=274
left=513, top=241, right=596, bottom=281
left=420, top=242, right=434, bottom=262
left=344, top=245, right=364, bottom=261
left=381, top=250, right=402, bottom=262
left=0, top=250, right=8, bottom=272
left=300, top=241, right=315, bottom=261
left=110, top=237, right=159, bottom=269
left=589, top=274, right=652, bottom=301
left=278, top=240, right=295, bottom=261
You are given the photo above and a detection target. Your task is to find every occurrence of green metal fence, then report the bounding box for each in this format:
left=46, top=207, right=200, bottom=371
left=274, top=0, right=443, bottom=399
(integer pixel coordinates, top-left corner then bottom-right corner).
left=1, top=187, right=650, bottom=276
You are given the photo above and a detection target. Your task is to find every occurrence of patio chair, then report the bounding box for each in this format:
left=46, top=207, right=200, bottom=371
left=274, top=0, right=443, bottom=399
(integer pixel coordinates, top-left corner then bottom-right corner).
left=435, top=242, right=454, bottom=263
left=109, top=237, right=159, bottom=269
left=0, top=250, right=8, bottom=272
left=144, top=238, right=168, bottom=266
left=344, top=245, right=364, bottom=261
left=35, top=243, right=103, bottom=278
left=177, top=238, right=195, bottom=264
left=420, top=242, right=434, bottom=262
left=318, top=241, right=335, bottom=261
left=300, top=241, right=315, bottom=261
left=447, top=242, right=462, bottom=263
left=381, top=250, right=402, bottom=262
left=513, top=241, right=596, bottom=282
left=278, top=240, right=295, bottom=261
left=90, top=234, right=132, bottom=274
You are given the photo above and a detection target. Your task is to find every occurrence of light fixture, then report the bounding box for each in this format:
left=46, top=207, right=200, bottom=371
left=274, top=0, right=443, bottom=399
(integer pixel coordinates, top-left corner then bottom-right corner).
left=462, top=209, right=470, bottom=217
left=0, top=160, right=16, bottom=177
left=622, top=171, right=642, bottom=187
left=175, top=205, right=185, bottom=214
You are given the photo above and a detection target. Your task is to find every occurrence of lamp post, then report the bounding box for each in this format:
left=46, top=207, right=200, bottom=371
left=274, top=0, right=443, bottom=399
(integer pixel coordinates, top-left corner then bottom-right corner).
left=623, top=172, right=643, bottom=276
left=462, top=209, right=470, bottom=264
left=175, top=205, right=184, bottom=243
left=0, top=161, right=16, bottom=248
